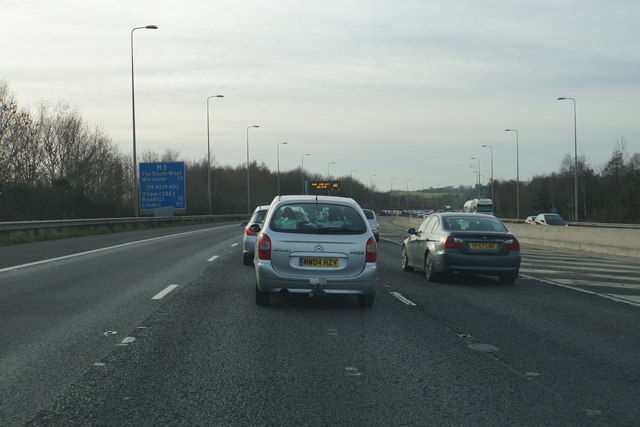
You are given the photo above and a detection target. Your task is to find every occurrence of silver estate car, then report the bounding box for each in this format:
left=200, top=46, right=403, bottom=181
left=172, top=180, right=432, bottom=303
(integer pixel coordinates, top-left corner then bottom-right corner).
left=402, top=212, right=521, bottom=283
left=240, top=205, right=269, bottom=265
left=253, top=195, right=377, bottom=307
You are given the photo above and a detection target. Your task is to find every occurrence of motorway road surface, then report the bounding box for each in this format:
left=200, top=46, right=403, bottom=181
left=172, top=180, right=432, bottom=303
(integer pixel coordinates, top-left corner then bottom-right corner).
left=0, top=218, right=639, bottom=426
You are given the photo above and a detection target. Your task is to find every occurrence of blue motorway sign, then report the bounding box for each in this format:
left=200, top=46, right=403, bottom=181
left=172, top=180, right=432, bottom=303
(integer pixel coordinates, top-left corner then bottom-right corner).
left=139, top=162, right=186, bottom=213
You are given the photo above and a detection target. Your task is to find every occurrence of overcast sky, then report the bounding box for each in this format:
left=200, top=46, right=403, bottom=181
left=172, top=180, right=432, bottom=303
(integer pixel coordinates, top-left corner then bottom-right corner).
left=3, top=0, right=640, bottom=191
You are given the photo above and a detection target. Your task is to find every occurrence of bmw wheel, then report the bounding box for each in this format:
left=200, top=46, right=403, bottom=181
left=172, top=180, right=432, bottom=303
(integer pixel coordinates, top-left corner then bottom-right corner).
left=401, top=246, right=414, bottom=272
left=425, top=252, right=441, bottom=282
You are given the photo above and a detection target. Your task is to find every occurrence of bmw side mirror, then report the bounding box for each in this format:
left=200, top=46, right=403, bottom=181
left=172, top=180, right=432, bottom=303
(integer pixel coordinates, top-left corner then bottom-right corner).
left=249, top=224, right=261, bottom=233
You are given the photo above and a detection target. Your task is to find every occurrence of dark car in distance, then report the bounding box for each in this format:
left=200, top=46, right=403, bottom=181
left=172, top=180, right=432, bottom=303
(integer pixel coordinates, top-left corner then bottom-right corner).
left=401, top=212, right=521, bottom=284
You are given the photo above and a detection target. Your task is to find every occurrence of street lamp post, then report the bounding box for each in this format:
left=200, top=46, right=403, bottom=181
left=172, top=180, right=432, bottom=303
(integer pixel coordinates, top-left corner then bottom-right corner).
left=350, top=169, right=358, bottom=197
left=130, top=24, right=158, bottom=217
left=558, top=97, right=579, bottom=221
left=327, top=162, right=336, bottom=178
left=471, top=157, right=480, bottom=198
left=327, top=162, right=336, bottom=196
left=246, top=125, right=259, bottom=214
left=406, top=179, right=411, bottom=210
left=390, top=176, right=396, bottom=209
left=206, top=95, right=224, bottom=215
left=370, top=174, right=376, bottom=209
left=481, top=144, right=494, bottom=202
left=505, top=129, right=520, bottom=218
left=277, top=142, right=287, bottom=196
left=300, top=153, right=310, bottom=193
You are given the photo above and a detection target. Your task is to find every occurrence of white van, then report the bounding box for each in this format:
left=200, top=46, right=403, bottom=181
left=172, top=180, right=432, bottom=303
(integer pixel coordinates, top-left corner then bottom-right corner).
left=463, top=198, right=494, bottom=215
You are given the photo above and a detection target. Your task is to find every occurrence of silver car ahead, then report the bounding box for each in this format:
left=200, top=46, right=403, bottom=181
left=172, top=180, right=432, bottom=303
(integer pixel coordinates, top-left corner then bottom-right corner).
left=241, top=205, right=270, bottom=265
left=401, top=212, right=521, bottom=284
left=253, top=195, right=377, bottom=307
left=362, top=208, right=380, bottom=241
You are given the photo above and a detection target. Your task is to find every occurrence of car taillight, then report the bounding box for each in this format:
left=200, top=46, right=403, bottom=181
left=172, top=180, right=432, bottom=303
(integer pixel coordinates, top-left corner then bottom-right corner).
left=366, top=236, right=377, bottom=263
left=505, top=238, right=520, bottom=251
left=257, top=233, right=272, bottom=260
left=245, top=225, right=257, bottom=236
left=442, top=236, right=464, bottom=248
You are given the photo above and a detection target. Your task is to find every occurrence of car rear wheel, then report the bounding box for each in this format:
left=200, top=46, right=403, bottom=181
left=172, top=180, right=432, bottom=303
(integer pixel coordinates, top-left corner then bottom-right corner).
left=243, top=252, right=253, bottom=266
left=401, top=247, right=414, bottom=272
left=357, top=293, right=375, bottom=308
left=425, top=252, right=441, bottom=282
left=255, top=285, right=270, bottom=305
left=499, top=272, right=518, bottom=284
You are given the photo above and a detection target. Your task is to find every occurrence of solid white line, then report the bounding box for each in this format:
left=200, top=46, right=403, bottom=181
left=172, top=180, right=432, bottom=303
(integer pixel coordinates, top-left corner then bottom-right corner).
left=207, top=255, right=219, bottom=262
left=553, top=278, right=640, bottom=290
left=607, top=294, right=640, bottom=305
left=522, top=257, right=631, bottom=267
left=0, top=225, right=236, bottom=274
left=521, top=274, right=640, bottom=308
left=390, top=291, right=417, bottom=306
left=152, top=284, right=179, bottom=300
left=521, top=263, right=640, bottom=274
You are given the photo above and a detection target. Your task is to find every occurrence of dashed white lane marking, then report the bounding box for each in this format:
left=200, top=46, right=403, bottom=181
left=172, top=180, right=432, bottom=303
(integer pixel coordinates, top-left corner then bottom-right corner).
left=231, top=243, right=239, bottom=247
left=390, top=291, right=417, bottom=306
left=151, top=284, right=179, bottom=300
left=345, top=367, right=362, bottom=376
left=207, top=255, right=219, bottom=262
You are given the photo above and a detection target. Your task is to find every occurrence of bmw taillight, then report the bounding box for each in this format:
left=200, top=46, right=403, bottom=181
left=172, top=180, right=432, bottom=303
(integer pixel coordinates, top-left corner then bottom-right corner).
left=366, top=236, right=377, bottom=263
left=442, top=236, right=464, bottom=248
left=505, top=238, right=520, bottom=251
left=245, top=225, right=257, bottom=236
left=257, top=233, right=272, bottom=260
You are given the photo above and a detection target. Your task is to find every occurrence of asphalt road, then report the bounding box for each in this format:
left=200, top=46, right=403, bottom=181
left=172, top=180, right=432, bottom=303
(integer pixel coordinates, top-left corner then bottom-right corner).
left=1, top=218, right=638, bottom=426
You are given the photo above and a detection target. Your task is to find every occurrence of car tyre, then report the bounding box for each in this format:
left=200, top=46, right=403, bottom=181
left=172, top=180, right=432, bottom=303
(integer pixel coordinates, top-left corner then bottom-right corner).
left=255, top=285, right=270, bottom=306
left=357, top=293, right=375, bottom=308
left=401, top=246, right=414, bottom=272
left=425, top=252, right=441, bottom=282
left=499, top=272, right=518, bottom=284
left=243, top=252, right=253, bottom=266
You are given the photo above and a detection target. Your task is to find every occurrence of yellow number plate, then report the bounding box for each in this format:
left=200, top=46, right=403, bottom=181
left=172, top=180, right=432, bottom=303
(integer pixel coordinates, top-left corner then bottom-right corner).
left=469, top=242, right=497, bottom=250
left=299, top=257, right=339, bottom=268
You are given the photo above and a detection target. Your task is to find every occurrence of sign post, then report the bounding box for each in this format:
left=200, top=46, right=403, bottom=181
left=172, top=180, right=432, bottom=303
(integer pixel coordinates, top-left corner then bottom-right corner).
left=307, top=180, right=341, bottom=196
left=139, top=162, right=186, bottom=215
